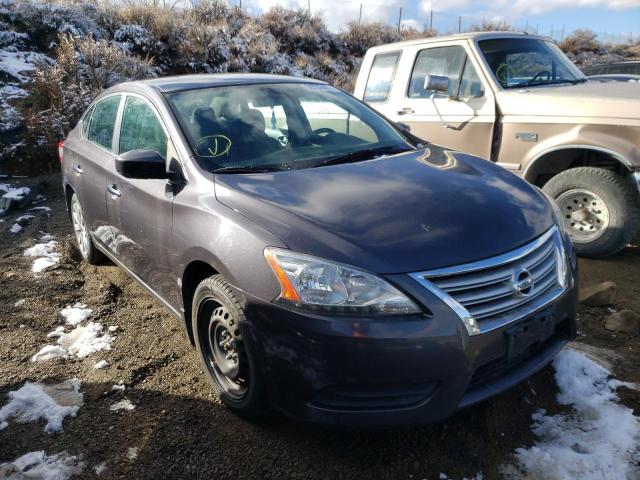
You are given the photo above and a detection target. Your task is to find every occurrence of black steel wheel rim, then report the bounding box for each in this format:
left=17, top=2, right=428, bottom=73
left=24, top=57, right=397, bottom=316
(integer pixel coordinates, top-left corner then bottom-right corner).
left=200, top=299, right=248, bottom=401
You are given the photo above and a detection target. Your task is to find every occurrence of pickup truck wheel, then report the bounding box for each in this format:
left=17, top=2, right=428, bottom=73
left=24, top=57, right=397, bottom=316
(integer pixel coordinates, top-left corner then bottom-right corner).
left=70, top=193, right=104, bottom=264
left=543, top=167, right=639, bottom=258
left=192, top=275, right=266, bottom=418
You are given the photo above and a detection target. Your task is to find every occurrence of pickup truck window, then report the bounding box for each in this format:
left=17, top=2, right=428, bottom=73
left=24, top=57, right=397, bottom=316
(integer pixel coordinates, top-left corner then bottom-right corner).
left=364, top=52, right=400, bottom=103
left=479, top=38, right=583, bottom=88
left=408, top=46, right=465, bottom=98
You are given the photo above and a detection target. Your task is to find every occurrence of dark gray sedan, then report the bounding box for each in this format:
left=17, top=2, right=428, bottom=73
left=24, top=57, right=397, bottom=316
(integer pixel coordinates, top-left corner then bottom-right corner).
left=61, top=74, right=577, bottom=426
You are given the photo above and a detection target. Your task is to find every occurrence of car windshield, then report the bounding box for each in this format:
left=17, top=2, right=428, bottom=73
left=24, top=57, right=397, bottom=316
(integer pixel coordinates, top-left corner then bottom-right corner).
left=478, top=38, right=585, bottom=89
left=165, top=82, right=414, bottom=173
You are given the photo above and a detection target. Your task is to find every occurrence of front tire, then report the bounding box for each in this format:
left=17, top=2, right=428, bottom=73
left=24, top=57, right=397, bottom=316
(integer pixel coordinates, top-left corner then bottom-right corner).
left=192, top=275, right=266, bottom=418
left=70, top=193, right=104, bottom=265
left=543, top=167, right=639, bottom=258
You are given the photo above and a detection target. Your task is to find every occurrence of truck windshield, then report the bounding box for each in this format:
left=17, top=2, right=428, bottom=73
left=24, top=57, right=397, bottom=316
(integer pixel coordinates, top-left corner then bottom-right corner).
left=478, top=38, right=585, bottom=89
left=165, top=82, right=413, bottom=173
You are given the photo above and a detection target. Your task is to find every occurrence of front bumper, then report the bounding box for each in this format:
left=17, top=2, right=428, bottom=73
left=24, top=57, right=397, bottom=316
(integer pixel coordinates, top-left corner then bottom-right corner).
left=238, top=259, right=578, bottom=427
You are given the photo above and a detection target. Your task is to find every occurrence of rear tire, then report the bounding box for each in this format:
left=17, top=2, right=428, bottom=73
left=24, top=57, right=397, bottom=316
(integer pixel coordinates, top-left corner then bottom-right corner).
left=70, top=193, right=104, bottom=265
left=543, top=167, right=639, bottom=258
left=192, top=275, right=266, bottom=418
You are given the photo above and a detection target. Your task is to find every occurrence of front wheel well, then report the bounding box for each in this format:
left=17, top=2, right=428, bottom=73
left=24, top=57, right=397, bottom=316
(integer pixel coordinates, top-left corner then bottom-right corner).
left=525, top=148, right=631, bottom=187
left=181, top=261, right=219, bottom=345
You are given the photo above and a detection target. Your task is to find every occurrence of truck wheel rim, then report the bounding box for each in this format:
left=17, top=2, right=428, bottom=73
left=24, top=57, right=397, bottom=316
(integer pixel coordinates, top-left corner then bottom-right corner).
left=71, top=199, right=90, bottom=258
left=556, top=189, right=610, bottom=243
left=204, top=303, right=248, bottom=400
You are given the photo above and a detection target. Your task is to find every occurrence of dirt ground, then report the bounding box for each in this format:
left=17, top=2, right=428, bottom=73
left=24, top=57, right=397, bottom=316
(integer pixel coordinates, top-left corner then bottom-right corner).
left=1, top=174, right=639, bottom=480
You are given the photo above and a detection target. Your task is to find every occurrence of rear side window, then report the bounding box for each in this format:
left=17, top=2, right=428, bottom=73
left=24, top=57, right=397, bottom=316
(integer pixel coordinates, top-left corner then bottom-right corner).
left=364, top=52, right=400, bottom=103
left=408, top=46, right=465, bottom=98
left=119, top=96, right=168, bottom=159
left=87, top=96, right=121, bottom=150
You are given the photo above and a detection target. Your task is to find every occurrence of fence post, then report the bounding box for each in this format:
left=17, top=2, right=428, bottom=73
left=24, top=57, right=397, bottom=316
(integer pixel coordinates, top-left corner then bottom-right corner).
left=358, top=3, right=362, bottom=25
left=398, top=7, right=402, bottom=33
left=458, top=16, right=461, bottom=33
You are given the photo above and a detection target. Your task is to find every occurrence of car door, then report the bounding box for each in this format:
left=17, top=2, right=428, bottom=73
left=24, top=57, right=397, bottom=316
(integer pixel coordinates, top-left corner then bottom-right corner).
left=74, top=94, right=123, bottom=244
left=105, top=93, right=179, bottom=299
left=385, top=43, right=496, bottom=160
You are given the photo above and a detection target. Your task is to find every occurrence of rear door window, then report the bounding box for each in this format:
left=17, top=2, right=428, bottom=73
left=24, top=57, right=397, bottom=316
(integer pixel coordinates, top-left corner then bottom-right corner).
left=87, top=95, right=121, bottom=151
left=119, top=96, right=168, bottom=159
left=364, top=52, right=401, bottom=103
left=408, top=46, right=466, bottom=98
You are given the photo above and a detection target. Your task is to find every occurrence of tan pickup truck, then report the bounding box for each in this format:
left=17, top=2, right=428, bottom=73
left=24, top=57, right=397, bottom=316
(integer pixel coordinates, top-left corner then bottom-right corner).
left=354, top=32, right=640, bottom=257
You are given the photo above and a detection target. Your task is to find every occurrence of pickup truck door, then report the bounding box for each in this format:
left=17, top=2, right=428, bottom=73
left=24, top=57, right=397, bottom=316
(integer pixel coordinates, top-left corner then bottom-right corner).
left=374, top=42, right=496, bottom=160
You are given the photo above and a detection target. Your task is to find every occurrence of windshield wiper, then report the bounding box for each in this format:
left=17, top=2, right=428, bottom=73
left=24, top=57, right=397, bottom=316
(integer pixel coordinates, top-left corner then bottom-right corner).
left=514, top=78, right=588, bottom=88
left=312, top=145, right=414, bottom=168
left=214, top=165, right=289, bottom=174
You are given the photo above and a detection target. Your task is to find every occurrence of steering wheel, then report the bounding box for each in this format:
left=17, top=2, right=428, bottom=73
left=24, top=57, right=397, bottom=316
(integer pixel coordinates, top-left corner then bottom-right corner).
left=301, top=127, right=336, bottom=145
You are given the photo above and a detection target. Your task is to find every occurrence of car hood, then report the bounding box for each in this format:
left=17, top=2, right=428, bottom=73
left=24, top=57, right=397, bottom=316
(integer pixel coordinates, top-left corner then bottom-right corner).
left=496, top=81, right=640, bottom=121
left=214, top=147, right=554, bottom=274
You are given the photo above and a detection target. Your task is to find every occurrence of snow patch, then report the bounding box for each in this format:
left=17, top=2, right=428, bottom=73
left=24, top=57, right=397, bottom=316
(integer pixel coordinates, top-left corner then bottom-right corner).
left=14, top=299, right=25, bottom=307
left=32, top=345, right=68, bottom=362
left=502, top=349, right=640, bottom=479
left=24, top=238, right=60, bottom=273
left=94, top=462, right=107, bottom=475
left=93, top=360, right=109, bottom=369
left=34, top=321, right=113, bottom=362
left=110, top=399, right=135, bottom=412
left=126, top=447, right=138, bottom=460
left=9, top=222, right=22, bottom=233
left=0, top=379, right=83, bottom=433
left=0, top=451, right=84, bottom=479
left=60, top=302, right=93, bottom=326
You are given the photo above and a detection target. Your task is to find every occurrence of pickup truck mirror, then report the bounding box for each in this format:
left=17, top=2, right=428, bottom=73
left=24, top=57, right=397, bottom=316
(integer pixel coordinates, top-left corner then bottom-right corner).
left=424, top=75, right=450, bottom=94
left=116, top=149, right=167, bottom=179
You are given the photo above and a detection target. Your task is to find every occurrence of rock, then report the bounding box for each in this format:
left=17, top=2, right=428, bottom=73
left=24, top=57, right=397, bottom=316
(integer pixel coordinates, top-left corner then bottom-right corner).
left=604, top=310, right=640, bottom=333
left=579, top=281, right=616, bottom=306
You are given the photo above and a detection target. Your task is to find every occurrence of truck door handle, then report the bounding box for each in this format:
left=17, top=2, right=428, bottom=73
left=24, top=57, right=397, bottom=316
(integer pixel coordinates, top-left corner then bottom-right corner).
left=397, top=107, right=414, bottom=115
left=107, top=184, right=121, bottom=198
left=73, top=165, right=84, bottom=175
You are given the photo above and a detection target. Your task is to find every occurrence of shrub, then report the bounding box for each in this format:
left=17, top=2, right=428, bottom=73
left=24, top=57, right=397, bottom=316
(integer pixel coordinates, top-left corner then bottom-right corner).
left=17, top=33, right=156, bottom=172
left=560, top=29, right=601, bottom=55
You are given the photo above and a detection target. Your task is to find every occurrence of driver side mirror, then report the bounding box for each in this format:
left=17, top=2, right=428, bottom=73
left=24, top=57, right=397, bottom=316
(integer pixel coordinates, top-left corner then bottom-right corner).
left=396, top=122, right=411, bottom=133
left=116, top=149, right=167, bottom=179
left=423, top=75, right=450, bottom=95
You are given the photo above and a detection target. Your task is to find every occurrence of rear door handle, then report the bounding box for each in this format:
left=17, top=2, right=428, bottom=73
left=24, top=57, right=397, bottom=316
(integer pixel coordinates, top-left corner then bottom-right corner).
left=397, top=107, right=414, bottom=115
left=73, top=165, right=84, bottom=175
left=107, top=184, right=121, bottom=198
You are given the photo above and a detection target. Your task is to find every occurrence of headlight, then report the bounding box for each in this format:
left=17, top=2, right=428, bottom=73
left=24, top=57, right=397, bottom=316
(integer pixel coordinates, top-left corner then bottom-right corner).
left=264, top=248, right=421, bottom=316
left=541, top=191, right=570, bottom=288
left=542, top=190, right=568, bottom=236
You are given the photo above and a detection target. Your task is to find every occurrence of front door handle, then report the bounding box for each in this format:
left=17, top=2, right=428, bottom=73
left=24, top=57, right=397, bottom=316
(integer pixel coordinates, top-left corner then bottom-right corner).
left=73, top=165, right=84, bottom=175
left=397, top=107, right=414, bottom=115
left=107, top=184, right=121, bottom=198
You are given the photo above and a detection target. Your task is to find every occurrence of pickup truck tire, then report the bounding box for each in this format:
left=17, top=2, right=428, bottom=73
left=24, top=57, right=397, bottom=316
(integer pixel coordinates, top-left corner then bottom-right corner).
left=192, top=275, right=266, bottom=418
left=70, top=193, right=104, bottom=265
left=543, top=167, right=639, bottom=258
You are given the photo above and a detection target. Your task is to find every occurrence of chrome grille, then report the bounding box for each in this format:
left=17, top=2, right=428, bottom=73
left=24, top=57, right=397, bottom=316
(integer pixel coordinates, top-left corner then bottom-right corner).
left=409, top=227, right=567, bottom=335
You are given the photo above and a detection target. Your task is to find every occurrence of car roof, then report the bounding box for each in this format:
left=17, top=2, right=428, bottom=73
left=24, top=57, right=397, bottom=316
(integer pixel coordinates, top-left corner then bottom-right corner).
left=116, top=73, right=327, bottom=94
left=364, top=31, right=550, bottom=52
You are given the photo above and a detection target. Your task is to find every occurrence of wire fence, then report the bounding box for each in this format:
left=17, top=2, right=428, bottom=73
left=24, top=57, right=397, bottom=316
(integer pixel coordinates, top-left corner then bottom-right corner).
left=222, top=0, right=638, bottom=45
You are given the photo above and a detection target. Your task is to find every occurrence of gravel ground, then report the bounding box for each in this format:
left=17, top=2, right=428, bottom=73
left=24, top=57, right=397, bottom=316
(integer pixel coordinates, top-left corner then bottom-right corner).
left=1, top=174, right=639, bottom=480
